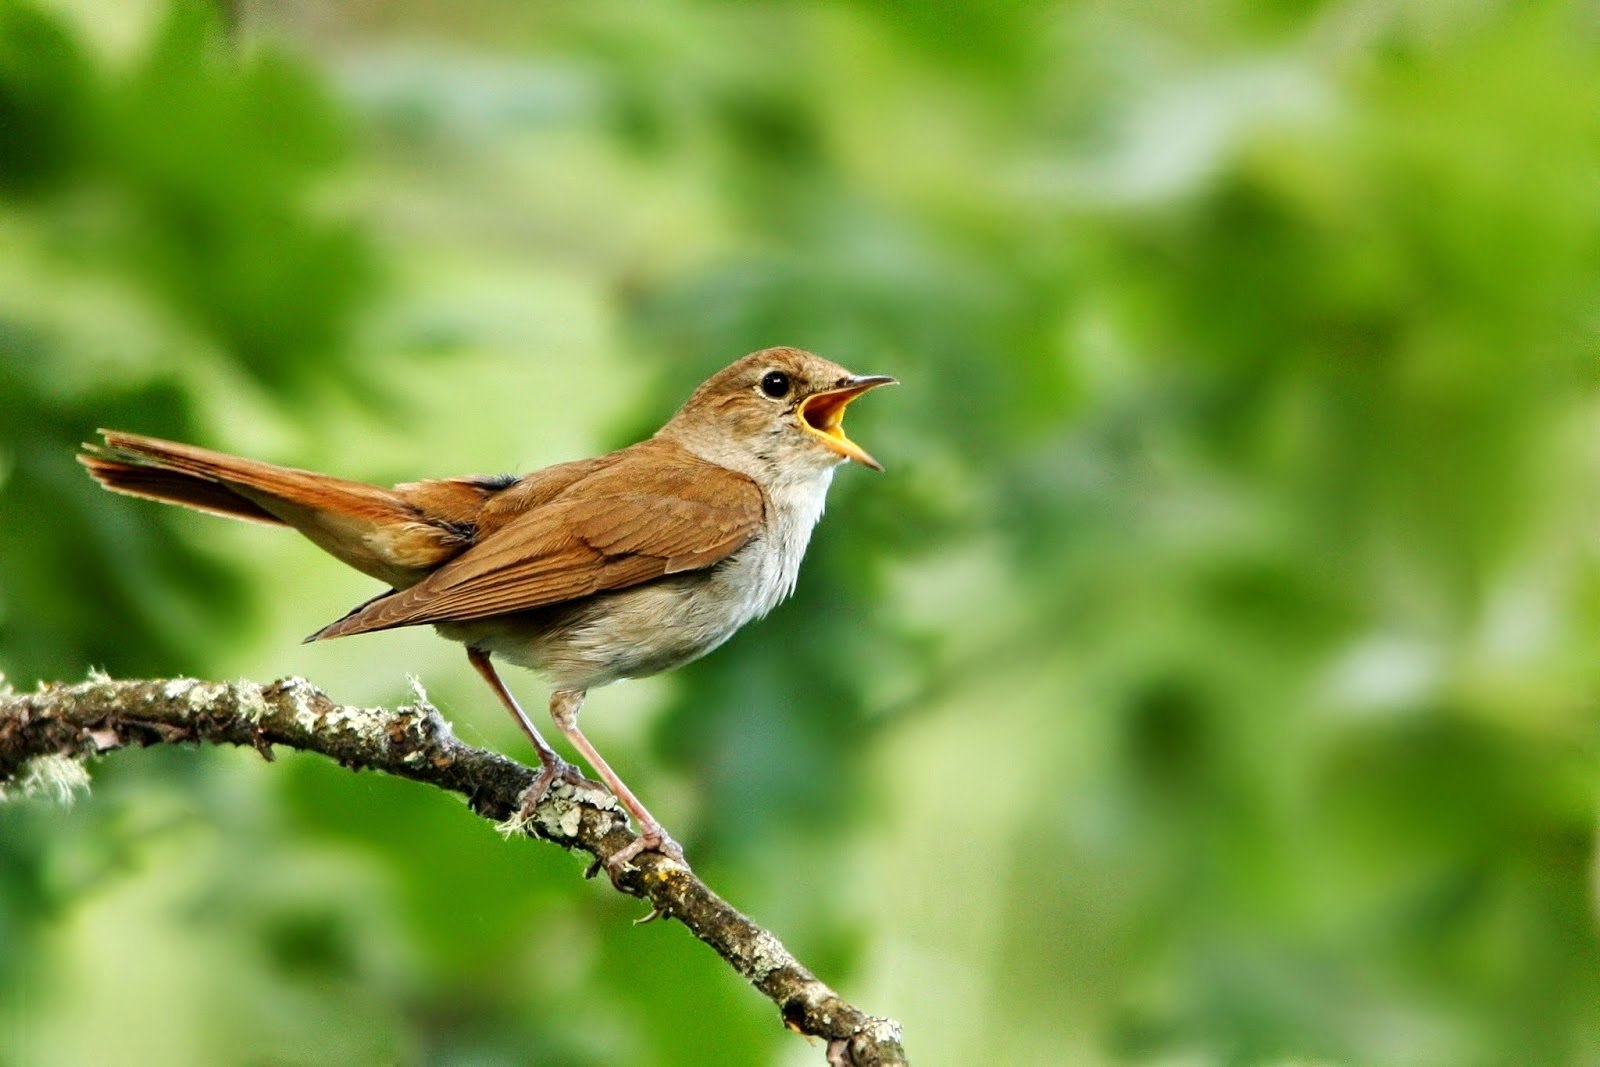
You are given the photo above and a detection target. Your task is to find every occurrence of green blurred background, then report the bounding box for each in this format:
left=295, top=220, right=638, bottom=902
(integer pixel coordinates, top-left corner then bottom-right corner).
left=3, top=1, right=1599, bottom=1063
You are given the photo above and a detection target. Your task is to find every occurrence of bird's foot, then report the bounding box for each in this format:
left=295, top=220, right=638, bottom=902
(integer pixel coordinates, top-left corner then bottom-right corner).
left=607, top=822, right=686, bottom=872
left=515, top=757, right=587, bottom=821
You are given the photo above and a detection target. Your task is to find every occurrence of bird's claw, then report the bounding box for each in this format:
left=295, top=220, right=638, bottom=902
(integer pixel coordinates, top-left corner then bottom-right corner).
left=515, top=757, right=586, bottom=821
left=606, top=825, right=685, bottom=873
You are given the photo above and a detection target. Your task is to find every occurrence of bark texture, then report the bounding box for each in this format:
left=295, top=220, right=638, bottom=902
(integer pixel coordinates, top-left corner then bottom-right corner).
left=0, top=673, right=907, bottom=1066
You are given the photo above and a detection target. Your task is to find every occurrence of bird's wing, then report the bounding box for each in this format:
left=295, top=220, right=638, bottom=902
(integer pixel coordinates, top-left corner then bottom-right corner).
left=310, top=445, right=764, bottom=639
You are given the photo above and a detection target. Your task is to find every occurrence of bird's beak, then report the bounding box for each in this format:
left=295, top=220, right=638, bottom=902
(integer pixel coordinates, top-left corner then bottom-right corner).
left=797, top=375, right=897, bottom=471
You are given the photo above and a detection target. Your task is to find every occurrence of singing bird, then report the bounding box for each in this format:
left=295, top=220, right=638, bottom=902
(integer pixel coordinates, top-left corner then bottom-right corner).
left=80, top=347, right=894, bottom=868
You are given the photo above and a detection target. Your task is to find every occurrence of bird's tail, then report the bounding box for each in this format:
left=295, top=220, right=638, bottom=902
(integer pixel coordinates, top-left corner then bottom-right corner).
left=78, top=430, right=436, bottom=586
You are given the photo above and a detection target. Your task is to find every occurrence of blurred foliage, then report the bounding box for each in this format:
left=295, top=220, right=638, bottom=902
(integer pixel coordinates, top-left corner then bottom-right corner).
left=4, top=1, right=1600, bottom=1065
left=0, top=0, right=376, bottom=679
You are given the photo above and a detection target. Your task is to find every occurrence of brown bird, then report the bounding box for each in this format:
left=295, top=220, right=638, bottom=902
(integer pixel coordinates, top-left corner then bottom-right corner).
left=79, top=347, right=894, bottom=868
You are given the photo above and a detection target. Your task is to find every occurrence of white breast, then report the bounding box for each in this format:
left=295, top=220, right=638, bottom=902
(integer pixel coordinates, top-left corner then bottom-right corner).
left=733, top=466, right=831, bottom=615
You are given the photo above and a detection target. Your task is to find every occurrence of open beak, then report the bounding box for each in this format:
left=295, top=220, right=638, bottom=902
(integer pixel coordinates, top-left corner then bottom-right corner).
left=797, top=375, right=897, bottom=471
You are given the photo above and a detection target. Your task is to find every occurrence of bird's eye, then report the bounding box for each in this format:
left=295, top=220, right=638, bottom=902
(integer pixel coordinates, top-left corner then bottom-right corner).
left=759, top=370, right=791, bottom=398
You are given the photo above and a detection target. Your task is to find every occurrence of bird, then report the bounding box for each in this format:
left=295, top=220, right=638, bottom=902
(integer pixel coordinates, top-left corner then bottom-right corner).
left=79, top=347, right=895, bottom=868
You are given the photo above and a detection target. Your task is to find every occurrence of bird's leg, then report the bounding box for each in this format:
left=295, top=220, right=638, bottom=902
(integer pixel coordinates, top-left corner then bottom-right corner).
left=466, top=648, right=582, bottom=817
left=549, top=688, right=685, bottom=869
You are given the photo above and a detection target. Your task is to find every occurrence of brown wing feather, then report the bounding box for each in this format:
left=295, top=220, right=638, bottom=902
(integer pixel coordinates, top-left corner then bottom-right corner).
left=311, top=441, right=764, bottom=640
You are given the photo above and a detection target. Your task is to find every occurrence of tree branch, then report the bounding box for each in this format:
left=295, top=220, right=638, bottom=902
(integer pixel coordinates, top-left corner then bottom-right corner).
left=0, top=673, right=908, bottom=1067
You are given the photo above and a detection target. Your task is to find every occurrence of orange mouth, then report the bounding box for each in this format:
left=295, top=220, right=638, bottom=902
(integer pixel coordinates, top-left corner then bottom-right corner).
left=797, top=375, right=896, bottom=471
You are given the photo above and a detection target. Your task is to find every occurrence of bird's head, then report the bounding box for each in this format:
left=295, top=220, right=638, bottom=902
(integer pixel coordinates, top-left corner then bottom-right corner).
left=663, top=347, right=896, bottom=483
